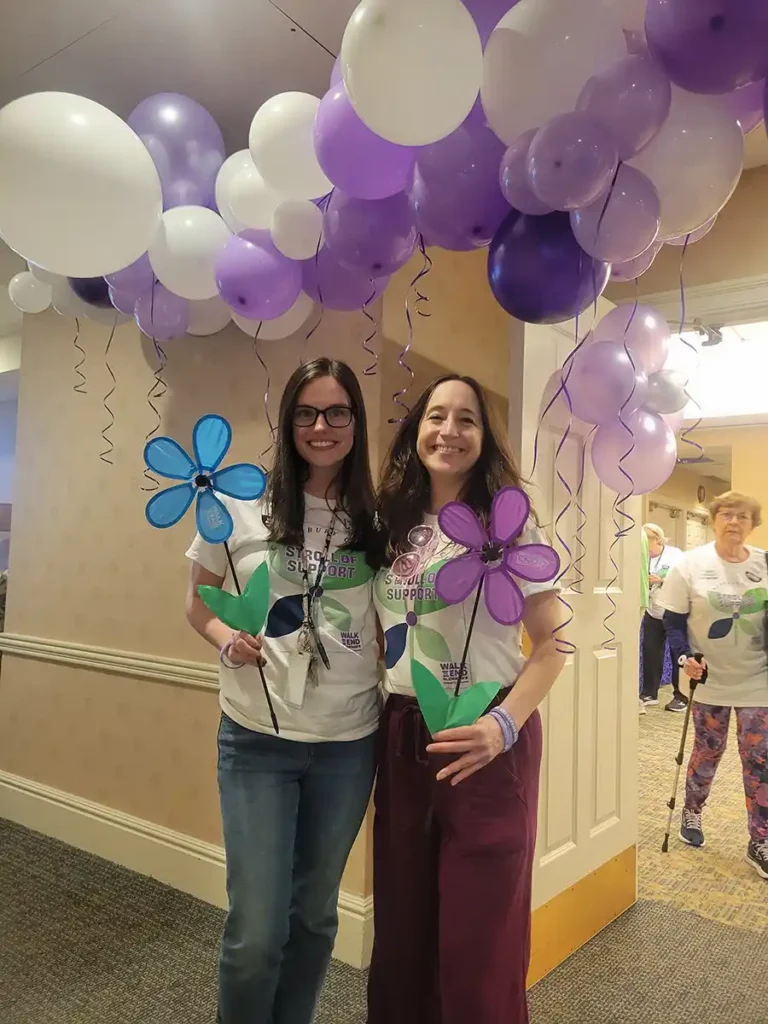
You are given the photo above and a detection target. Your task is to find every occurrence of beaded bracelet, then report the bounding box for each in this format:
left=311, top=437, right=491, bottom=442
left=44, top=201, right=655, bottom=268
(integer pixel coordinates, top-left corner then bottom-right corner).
left=487, top=707, right=519, bottom=753
left=220, top=637, right=244, bottom=670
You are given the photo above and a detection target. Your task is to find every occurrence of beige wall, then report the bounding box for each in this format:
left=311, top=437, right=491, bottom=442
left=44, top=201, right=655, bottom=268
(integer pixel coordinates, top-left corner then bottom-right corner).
left=692, top=425, right=768, bottom=549
left=607, top=165, right=768, bottom=302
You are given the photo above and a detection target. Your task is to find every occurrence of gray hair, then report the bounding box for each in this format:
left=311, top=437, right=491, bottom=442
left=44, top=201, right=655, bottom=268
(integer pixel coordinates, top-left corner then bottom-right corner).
left=643, top=523, right=666, bottom=545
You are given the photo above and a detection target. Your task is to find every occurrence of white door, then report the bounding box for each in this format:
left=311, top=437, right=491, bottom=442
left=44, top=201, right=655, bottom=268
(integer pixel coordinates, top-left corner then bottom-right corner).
left=509, top=307, right=639, bottom=910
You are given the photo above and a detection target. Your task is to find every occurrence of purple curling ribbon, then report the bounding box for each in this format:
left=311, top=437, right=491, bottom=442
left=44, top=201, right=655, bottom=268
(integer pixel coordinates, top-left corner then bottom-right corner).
left=388, top=234, right=431, bottom=424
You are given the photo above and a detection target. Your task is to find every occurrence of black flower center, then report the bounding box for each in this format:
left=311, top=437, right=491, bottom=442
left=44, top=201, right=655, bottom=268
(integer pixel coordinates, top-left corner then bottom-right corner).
left=480, top=542, right=503, bottom=566
left=195, top=474, right=211, bottom=489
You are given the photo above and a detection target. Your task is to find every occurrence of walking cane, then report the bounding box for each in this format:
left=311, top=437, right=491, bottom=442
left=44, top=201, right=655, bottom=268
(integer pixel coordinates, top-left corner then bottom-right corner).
left=661, top=654, right=708, bottom=854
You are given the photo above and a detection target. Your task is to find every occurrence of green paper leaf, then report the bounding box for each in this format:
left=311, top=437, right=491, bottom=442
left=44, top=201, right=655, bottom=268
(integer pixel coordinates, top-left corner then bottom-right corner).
left=414, top=624, right=451, bottom=662
left=198, top=562, right=270, bottom=636
left=321, top=595, right=352, bottom=632
left=198, top=586, right=250, bottom=633
left=445, top=682, right=502, bottom=729
left=411, top=660, right=502, bottom=736
left=739, top=588, right=768, bottom=616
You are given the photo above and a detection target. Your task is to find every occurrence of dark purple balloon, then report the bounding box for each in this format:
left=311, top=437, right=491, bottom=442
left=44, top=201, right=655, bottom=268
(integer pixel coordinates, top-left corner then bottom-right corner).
left=302, top=248, right=390, bottom=311
left=408, top=117, right=508, bottom=250
left=645, top=0, right=768, bottom=95
left=128, top=93, right=226, bottom=210
left=323, top=191, right=417, bottom=276
left=576, top=54, right=672, bottom=161
left=487, top=210, right=611, bottom=325
left=68, top=276, right=111, bottom=308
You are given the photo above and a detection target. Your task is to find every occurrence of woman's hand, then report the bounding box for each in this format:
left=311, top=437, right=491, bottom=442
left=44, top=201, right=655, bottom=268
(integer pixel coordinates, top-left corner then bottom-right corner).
left=649, top=574, right=662, bottom=586
left=225, top=631, right=266, bottom=668
left=426, top=716, right=505, bottom=786
left=683, top=656, right=706, bottom=680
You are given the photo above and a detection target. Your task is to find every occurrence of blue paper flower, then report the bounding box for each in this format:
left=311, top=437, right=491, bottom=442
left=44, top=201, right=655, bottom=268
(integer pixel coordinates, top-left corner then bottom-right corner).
left=144, top=414, right=266, bottom=544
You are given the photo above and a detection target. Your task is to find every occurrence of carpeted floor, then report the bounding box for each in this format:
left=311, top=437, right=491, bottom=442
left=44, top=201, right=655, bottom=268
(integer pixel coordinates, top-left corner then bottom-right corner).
left=1, top=696, right=764, bottom=1023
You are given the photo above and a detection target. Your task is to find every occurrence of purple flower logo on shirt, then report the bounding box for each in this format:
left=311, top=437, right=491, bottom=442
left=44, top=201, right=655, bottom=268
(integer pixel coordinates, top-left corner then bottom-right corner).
left=435, top=486, right=560, bottom=626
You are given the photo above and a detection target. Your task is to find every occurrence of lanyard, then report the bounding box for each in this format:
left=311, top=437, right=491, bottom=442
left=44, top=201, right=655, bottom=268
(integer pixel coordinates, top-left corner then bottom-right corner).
left=297, top=511, right=338, bottom=671
left=649, top=547, right=665, bottom=574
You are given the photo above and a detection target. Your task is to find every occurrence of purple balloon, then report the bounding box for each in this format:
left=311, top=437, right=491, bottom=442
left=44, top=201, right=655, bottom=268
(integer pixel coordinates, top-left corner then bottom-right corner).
left=324, top=191, right=417, bottom=276
left=571, top=164, right=660, bottom=263
left=591, top=409, right=678, bottom=495
left=135, top=284, right=189, bottom=342
left=725, top=80, right=765, bottom=135
left=488, top=210, right=610, bottom=325
left=109, top=286, right=140, bottom=316
left=576, top=55, right=672, bottom=161
left=408, top=117, right=509, bottom=250
left=314, top=85, right=415, bottom=200
left=527, top=113, right=619, bottom=212
left=610, top=241, right=662, bottom=283
left=302, top=248, right=389, bottom=311
left=500, top=130, right=553, bottom=216
left=645, top=0, right=768, bottom=95
left=662, top=409, right=686, bottom=434
left=68, top=276, right=111, bottom=309
left=104, top=253, right=154, bottom=295
left=461, top=0, right=521, bottom=46
left=566, top=340, right=648, bottom=425
left=665, top=214, right=718, bottom=246
left=216, top=230, right=302, bottom=321
left=128, top=93, right=226, bottom=210
left=593, top=304, right=670, bottom=375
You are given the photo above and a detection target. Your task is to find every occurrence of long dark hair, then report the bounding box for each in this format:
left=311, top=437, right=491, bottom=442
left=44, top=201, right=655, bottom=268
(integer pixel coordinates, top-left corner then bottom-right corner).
left=378, top=374, right=526, bottom=561
left=264, top=357, right=377, bottom=556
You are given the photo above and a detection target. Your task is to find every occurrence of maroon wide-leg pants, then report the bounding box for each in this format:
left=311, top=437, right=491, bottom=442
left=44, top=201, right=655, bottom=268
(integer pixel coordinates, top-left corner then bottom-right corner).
left=367, top=695, right=543, bottom=1024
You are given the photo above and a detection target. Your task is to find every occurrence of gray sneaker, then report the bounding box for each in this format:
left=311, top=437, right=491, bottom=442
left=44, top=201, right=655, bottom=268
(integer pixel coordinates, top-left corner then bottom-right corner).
left=680, top=809, right=705, bottom=848
left=746, top=840, right=768, bottom=880
left=665, top=695, right=688, bottom=712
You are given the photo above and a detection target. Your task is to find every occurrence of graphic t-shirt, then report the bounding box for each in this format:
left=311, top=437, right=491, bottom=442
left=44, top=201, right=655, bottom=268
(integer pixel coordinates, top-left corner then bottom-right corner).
left=374, top=516, right=558, bottom=697
left=659, top=542, right=768, bottom=708
left=647, top=544, right=683, bottom=620
left=186, top=494, right=380, bottom=742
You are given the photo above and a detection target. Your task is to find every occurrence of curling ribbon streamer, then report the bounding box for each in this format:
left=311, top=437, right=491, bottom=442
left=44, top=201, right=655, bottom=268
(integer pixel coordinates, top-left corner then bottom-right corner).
left=253, top=322, right=276, bottom=472
left=72, top=318, right=87, bottom=395
left=388, top=234, right=431, bottom=425
left=141, top=283, right=168, bottom=492
left=99, top=315, right=119, bottom=466
left=360, top=282, right=379, bottom=377
left=303, top=192, right=333, bottom=363
left=676, top=237, right=705, bottom=462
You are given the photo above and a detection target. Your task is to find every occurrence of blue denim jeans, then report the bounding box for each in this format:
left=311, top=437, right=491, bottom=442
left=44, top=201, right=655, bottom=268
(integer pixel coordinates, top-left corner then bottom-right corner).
left=217, top=713, right=376, bottom=1024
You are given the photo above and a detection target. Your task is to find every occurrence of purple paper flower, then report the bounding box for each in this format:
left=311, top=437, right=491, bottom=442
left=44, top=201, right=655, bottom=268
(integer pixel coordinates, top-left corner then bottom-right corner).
left=435, top=486, right=560, bottom=626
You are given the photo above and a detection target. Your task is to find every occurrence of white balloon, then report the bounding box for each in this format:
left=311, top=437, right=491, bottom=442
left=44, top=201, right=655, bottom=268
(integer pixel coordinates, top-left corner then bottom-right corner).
left=187, top=296, right=232, bottom=337
left=149, top=206, right=231, bottom=300
left=271, top=200, right=323, bottom=261
left=341, top=0, right=482, bottom=147
left=50, top=280, right=92, bottom=318
left=215, top=150, right=257, bottom=234
left=0, top=92, right=162, bottom=277
left=232, top=292, right=314, bottom=340
left=228, top=161, right=284, bottom=230
left=8, top=272, right=52, bottom=313
left=249, top=93, right=333, bottom=200
left=482, top=0, right=627, bottom=145
left=630, top=89, right=744, bottom=239
left=27, top=262, right=63, bottom=287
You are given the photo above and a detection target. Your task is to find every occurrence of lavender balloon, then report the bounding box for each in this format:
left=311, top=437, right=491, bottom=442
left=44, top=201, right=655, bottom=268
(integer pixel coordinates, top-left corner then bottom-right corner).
left=591, top=409, right=677, bottom=495
left=324, top=191, right=417, bottom=276
left=330, top=56, right=343, bottom=87
left=216, top=230, right=302, bottom=320
left=135, top=284, right=189, bottom=342
left=314, top=86, right=415, bottom=200
left=726, top=81, right=764, bottom=135
left=128, top=94, right=226, bottom=210
left=302, top=247, right=389, bottom=311
left=488, top=210, right=610, bottom=325
left=104, top=253, right=154, bottom=296
left=109, top=286, right=140, bottom=316
left=576, top=55, right=672, bottom=161
left=69, top=276, right=111, bottom=308
left=665, top=215, right=717, bottom=246
left=610, top=241, right=662, bottom=283
left=593, top=304, right=670, bottom=375
left=527, top=113, right=619, bottom=212
left=408, top=117, right=509, bottom=251
left=645, top=0, right=768, bottom=95
left=571, top=164, right=660, bottom=263
left=566, top=340, right=648, bottom=425
left=500, top=130, right=553, bottom=216
left=645, top=368, right=688, bottom=415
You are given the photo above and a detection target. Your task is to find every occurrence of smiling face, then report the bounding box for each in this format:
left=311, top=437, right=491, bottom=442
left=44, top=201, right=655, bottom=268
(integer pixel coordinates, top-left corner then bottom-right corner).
left=416, top=379, right=484, bottom=488
left=292, top=375, right=355, bottom=473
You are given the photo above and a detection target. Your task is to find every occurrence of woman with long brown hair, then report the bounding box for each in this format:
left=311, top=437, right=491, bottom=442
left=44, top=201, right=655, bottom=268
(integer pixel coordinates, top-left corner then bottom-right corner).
left=368, top=374, right=565, bottom=1024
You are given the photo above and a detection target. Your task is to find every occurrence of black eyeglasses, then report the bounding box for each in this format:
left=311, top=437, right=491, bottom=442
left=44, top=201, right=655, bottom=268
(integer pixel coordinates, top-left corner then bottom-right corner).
left=292, top=405, right=354, bottom=428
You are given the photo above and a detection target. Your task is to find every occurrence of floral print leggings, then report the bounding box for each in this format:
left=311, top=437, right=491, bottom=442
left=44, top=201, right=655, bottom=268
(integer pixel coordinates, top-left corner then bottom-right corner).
left=686, top=703, right=768, bottom=842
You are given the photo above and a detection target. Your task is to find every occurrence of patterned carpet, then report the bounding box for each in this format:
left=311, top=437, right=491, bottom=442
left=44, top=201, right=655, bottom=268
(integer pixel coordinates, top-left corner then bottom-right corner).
left=0, top=698, right=764, bottom=1023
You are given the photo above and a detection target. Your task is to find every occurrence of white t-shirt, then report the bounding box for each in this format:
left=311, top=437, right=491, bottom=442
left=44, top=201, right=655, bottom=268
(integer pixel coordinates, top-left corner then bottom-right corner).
left=658, top=542, right=768, bottom=708
left=186, top=494, right=380, bottom=742
left=647, top=544, right=683, bottom=620
left=374, top=517, right=558, bottom=697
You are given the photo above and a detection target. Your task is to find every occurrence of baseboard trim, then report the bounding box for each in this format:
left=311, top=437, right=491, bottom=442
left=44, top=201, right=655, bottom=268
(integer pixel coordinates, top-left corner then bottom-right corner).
left=0, top=633, right=219, bottom=691
left=0, top=769, right=373, bottom=969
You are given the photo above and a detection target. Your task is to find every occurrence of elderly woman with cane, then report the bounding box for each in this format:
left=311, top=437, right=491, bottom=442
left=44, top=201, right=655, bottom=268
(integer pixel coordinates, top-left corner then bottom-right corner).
left=658, top=491, right=768, bottom=880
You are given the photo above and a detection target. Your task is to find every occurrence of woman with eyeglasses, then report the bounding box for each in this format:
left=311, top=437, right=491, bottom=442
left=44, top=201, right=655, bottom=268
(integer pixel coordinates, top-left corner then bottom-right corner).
left=368, top=375, right=565, bottom=1024
left=659, top=491, right=768, bottom=880
left=185, top=357, right=381, bottom=1023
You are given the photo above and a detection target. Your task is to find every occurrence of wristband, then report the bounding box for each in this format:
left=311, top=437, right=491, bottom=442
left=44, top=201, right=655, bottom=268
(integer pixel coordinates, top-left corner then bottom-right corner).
left=220, top=637, right=244, bottom=670
left=677, top=653, right=692, bottom=668
left=487, top=707, right=519, bottom=753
